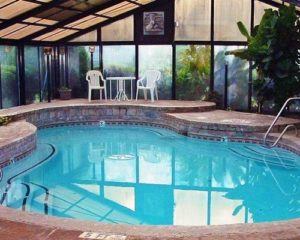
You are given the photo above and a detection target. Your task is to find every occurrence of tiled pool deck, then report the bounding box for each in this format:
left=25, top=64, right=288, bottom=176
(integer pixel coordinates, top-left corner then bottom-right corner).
left=0, top=99, right=299, bottom=240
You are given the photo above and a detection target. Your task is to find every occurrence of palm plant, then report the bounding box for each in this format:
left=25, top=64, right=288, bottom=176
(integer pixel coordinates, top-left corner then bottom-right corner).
left=227, top=4, right=300, bottom=112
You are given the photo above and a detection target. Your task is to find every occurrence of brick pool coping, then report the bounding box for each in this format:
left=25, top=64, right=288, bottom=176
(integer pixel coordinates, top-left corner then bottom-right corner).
left=0, top=99, right=299, bottom=239
left=0, top=121, right=36, bottom=168
left=0, top=206, right=300, bottom=240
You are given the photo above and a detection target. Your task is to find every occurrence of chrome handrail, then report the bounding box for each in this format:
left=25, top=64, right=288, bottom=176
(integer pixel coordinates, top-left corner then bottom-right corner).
left=263, top=97, right=300, bottom=146
left=268, top=124, right=298, bottom=148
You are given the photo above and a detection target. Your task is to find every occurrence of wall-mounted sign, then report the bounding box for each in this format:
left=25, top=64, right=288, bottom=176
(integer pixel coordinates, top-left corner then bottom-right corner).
left=143, top=11, right=164, bottom=35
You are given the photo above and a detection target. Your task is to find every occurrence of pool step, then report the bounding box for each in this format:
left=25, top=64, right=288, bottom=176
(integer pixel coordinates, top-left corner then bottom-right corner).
left=0, top=182, right=26, bottom=209
left=245, top=145, right=297, bottom=159
left=229, top=146, right=298, bottom=169
left=27, top=182, right=50, bottom=215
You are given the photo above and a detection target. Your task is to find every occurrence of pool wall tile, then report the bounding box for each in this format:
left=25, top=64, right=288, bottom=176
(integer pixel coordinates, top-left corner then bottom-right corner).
left=0, top=101, right=299, bottom=170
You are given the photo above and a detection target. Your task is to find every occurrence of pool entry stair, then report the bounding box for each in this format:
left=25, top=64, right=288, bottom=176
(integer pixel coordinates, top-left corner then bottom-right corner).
left=229, top=145, right=298, bottom=169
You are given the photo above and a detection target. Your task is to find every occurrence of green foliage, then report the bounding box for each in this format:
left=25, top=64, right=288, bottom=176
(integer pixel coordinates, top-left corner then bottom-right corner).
left=237, top=21, right=251, bottom=40
left=2, top=65, right=17, bottom=102
left=0, top=116, right=11, bottom=126
left=176, top=45, right=211, bottom=100
left=106, top=65, right=135, bottom=77
left=227, top=4, right=300, bottom=110
left=68, top=46, right=90, bottom=98
left=0, top=47, right=19, bottom=107
left=215, top=46, right=249, bottom=110
left=79, top=47, right=89, bottom=94
left=24, top=47, right=42, bottom=103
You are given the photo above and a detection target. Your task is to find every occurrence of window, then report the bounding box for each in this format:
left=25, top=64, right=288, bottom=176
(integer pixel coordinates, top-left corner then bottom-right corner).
left=214, top=0, right=251, bottom=41
left=214, top=46, right=249, bottom=110
left=69, top=30, right=97, bottom=42
left=103, top=45, right=135, bottom=99
left=254, top=0, right=277, bottom=26
left=68, top=46, right=96, bottom=98
left=175, top=0, right=211, bottom=41
left=0, top=46, right=19, bottom=108
left=176, top=45, right=211, bottom=100
left=103, top=45, right=135, bottom=77
left=25, top=46, right=56, bottom=103
left=139, top=45, right=172, bottom=100
left=101, top=16, right=134, bottom=41
left=25, top=46, right=45, bottom=103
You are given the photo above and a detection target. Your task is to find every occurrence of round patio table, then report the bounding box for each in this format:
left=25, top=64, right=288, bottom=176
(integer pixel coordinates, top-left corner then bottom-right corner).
left=106, top=77, right=136, bottom=101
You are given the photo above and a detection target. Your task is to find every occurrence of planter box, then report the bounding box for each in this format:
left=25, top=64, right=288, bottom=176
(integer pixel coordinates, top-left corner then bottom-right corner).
left=59, top=89, right=72, bottom=100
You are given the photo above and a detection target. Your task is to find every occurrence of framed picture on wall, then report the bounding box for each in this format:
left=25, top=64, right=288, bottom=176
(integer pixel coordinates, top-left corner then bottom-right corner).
left=143, top=11, right=164, bottom=35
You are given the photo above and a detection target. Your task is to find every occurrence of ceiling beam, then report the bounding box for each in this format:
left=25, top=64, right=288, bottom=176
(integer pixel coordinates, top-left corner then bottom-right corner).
left=258, top=0, right=300, bottom=8
left=257, top=0, right=300, bottom=13
left=283, top=0, right=300, bottom=7
left=0, top=38, right=58, bottom=46
left=21, top=0, right=125, bottom=41
left=0, top=0, right=66, bottom=31
left=258, top=0, right=284, bottom=7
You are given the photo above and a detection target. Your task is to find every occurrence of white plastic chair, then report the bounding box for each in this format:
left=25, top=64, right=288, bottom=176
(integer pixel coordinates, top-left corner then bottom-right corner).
left=86, top=70, right=107, bottom=102
left=136, top=70, right=161, bottom=102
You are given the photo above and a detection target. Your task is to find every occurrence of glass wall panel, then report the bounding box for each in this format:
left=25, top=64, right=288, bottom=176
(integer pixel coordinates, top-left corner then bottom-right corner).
left=25, top=46, right=55, bottom=104
left=25, top=47, right=44, bottom=103
left=254, top=0, right=277, bottom=26
left=103, top=46, right=135, bottom=77
left=214, top=46, right=249, bottom=110
left=103, top=45, right=135, bottom=99
left=176, top=45, right=210, bottom=100
left=214, top=0, right=251, bottom=41
left=25, top=46, right=40, bottom=104
left=69, top=30, right=97, bottom=42
left=67, top=46, right=99, bottom=98
left=59, top=47, right=67, bottom=87
left=289, top=101, right=300, bottom=113
left=102, top=16, right=134, bottom=42
left=0, top=46, right=19, bottom=108
left=139, top=45, right=172, bottom=100
left=175, top=0, right=211, bottom=41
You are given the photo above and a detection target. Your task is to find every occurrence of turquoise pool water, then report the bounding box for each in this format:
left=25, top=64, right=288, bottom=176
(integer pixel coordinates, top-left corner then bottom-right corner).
left=0, top=125, right=300, bottom=226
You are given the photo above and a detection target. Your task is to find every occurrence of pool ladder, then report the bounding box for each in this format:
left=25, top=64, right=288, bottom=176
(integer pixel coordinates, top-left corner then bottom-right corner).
left=263, top=97, right=300, bottom=148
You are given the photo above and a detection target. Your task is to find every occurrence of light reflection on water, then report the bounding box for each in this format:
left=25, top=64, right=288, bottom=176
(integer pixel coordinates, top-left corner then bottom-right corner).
left=0, top=125, right=299, bottom=226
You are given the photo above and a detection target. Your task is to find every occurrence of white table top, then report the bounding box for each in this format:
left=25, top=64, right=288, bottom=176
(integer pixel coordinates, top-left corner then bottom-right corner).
left=106, top=77, right=136, bottom=80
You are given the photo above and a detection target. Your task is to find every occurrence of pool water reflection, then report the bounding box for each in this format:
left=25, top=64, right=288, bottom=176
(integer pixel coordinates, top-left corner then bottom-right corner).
left=1, top=125, right=300, bottom=226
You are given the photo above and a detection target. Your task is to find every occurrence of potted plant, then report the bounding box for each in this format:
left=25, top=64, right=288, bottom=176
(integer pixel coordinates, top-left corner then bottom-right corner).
left=0, top=116, right=11, bottom=126
left=58, top=86, right=72, bottom=100
left=226, top=4, right=300, bottom=113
